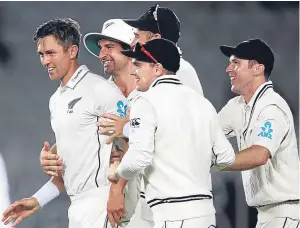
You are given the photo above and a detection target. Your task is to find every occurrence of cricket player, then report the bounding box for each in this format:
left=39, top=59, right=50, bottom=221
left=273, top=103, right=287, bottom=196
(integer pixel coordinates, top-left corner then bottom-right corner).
left=83, top=18, right=142, bottom=226
left=100, top=6, right=206, bottom=226
left=1, top=18, right=128, bottom=228
left=124, top=4, right=203, bottom=96
left=40, top=18, right=141, bottom=228
left=219, top=39, right=300, bottom=227
left=107, top=38, right=236, bottom=228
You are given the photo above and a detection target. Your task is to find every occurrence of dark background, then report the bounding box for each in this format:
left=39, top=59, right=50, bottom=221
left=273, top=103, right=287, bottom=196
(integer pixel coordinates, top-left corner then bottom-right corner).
left=0, top=2, right=298, bottom=228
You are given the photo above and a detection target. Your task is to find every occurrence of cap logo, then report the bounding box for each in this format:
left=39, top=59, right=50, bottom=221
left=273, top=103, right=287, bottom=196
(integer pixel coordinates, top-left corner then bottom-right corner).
left=153, top=5, right=159, bottom=21
left=104, top=21, right=115, bottom=30
left=133, top=44, right=137, bottom=52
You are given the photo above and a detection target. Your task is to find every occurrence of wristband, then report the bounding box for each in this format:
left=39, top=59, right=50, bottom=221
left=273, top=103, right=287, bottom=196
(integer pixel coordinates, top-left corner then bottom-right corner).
left=32, top=181, right=60, bottom=208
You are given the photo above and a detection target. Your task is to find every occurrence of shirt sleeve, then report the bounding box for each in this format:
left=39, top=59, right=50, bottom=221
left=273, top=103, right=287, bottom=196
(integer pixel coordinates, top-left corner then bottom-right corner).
left=250, top=105, right=289, bottom=157
left=122, top=122, right=130, bottom=139
left=117, top=96, right=157, bottom=180
left=218, top=99, right=236, bottom=138
left=211, top=108, right=236, bottom=172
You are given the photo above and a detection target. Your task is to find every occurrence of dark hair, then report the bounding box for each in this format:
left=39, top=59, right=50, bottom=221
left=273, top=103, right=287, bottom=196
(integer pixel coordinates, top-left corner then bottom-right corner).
left=248, top=60, right=271, bottom=80
left=120, top=42, right=131, bottom=51
left=33, top=18, right=82, bottom=58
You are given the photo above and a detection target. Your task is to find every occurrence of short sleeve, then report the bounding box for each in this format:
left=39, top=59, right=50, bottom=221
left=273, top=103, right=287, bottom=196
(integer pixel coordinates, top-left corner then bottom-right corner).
left=250, top=105, right=289, bottom=157
left=211, top=108, right=235, bottom=172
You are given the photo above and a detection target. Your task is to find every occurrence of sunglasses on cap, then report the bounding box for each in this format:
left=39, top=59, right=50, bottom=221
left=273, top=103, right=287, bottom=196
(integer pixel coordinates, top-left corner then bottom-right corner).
left=140, top=44, right=159, bottom=63
left=152, top=5, right=161, bottom=35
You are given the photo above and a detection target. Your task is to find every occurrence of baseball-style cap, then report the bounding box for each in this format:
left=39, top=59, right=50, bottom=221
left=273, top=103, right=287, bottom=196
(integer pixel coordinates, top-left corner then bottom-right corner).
left=121, top=38, right=180, bottom=73
left=220, top=38, right=274, bottom=75
left=83, top=19, right=136, bottom=58
left=124, top=5, right=180, bottom=43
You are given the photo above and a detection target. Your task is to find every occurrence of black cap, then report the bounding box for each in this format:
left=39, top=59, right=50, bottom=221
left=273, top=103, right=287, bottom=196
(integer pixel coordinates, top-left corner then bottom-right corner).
left=121, top=38, right=180, bottom=73
left=220, top=39, right=274, bottom=76
left=124, top=5, right=180, bottom=43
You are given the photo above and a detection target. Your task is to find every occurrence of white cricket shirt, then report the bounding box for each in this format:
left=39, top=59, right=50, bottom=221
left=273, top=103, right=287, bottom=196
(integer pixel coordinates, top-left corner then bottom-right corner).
left=49, top=65, right=128, bottom=197
left=136, top=57, right=205, bottom=221
left=219, top=81, right=299, bottom=207
left=117, top=75, right=235, bottom=221
left=177, top=58, right=203, bottom=96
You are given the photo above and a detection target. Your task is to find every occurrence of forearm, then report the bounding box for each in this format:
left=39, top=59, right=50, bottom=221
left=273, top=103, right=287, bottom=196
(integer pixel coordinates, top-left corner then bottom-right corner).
left=50, top=175, right=65, bottom=192
left=117, top=148, right=153, bottom=180
left=224, top=145, right=269, bottom=171
left=110, top=178, right=128, bottom=194
left=32, top=176, right=63, bottom=208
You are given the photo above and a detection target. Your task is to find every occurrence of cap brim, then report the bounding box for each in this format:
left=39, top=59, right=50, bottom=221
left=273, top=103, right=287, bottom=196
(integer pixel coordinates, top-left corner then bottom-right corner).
left=220, top=45, right=236, bottom=57
left=121, top=49, right=153, bottom=63
left=83, top=33, right=102, bottom=58
left=124, top=19, right=149, bottom=31
left=121, top=49, right=139, bottom=59
left=83, top=33, right=130, bottom=58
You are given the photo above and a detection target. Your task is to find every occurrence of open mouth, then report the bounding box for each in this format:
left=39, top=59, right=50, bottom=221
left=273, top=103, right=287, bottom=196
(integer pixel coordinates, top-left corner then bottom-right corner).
left=47, top=67, right=55, bottom=73
left=230, top=76, right=236, bottom=83
left=103, top=60, right=112, bottom=67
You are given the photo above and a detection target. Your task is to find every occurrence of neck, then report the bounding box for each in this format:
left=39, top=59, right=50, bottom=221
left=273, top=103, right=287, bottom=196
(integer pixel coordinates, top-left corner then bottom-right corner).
left=61, top=60, right=80, bottom=87
left=112, top=68, right=135, bottom=98
left=242, top=77, right=266, bottom=103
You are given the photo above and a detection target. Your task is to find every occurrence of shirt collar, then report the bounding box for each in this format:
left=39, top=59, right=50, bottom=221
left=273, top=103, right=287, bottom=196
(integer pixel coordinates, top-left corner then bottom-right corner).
left=149, top=74, right=182, bottom=89
left=127, top=89, right=140, bottom=103
left=63, top=65, right=90, bottom=89
left=244, top=81, right=273, bottom=108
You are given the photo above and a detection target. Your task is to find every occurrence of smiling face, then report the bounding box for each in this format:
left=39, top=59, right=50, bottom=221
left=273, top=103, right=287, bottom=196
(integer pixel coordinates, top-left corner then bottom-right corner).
left=98, top=39, right=130, bottom=76
left=37, top=35, right=74, bottom=81
left=226, top=55, right=257, bottom=95
left=130, top=59, right=162, bottom=92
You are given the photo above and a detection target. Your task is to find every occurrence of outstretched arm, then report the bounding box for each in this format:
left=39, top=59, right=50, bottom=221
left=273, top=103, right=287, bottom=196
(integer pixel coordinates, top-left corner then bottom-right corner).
left=2, top=175, right=64, bottom=227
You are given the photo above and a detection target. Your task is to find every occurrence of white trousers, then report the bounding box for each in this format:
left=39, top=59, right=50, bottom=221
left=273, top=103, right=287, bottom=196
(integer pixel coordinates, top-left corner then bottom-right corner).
left=153, top=215, right=216, bottom=228
left=68, top=186, right=132, bottom=228
left=68, top=187, right=109, bottom=228
left=256, top=217, right=300, bottom=228
left=126, top=199, right=154, bottom=228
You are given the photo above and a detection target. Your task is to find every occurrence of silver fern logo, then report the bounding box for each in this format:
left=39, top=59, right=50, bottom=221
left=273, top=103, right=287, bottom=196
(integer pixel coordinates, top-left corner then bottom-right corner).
left=67, top=97, right=82, bottom=114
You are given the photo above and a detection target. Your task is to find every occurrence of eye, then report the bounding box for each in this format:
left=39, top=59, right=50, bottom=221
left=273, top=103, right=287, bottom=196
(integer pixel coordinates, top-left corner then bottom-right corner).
left=45, top=51, right=56, bottom=55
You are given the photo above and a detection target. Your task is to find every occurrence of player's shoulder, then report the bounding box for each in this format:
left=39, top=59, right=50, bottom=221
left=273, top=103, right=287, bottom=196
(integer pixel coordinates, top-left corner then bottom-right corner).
left=261, top=88, right=289, bottom=106
left=258, top=89, right=293, bottom=117
left=225, top=95, right=243, bottom=108
left=86, top=72, right=123, bottom=96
